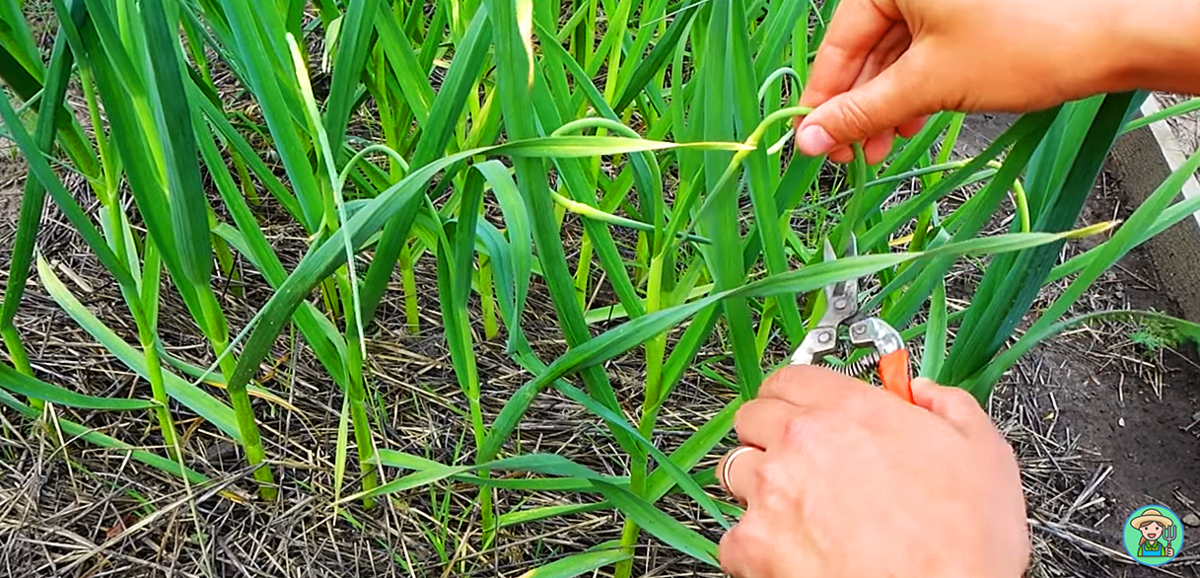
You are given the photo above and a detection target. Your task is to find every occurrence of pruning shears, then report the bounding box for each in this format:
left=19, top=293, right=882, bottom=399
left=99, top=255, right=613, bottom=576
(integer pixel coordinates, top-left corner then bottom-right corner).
left=790, top=234, right=915, bottom=404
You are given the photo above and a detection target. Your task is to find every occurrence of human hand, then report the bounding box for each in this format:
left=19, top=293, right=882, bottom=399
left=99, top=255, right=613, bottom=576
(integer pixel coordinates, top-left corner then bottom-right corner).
left=795, top=0, right=1200, bottom=164
left=716, top=366, right=1029, bottom=578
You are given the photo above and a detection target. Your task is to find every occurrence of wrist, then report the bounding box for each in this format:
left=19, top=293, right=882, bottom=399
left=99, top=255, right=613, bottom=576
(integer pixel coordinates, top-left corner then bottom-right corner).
left=1101, top=0, right=1200, bottom=94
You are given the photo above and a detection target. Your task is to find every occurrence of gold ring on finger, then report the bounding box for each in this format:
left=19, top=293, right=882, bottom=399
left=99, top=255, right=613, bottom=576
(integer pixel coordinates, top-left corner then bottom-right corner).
left=720, top=446, right=757, bottom=501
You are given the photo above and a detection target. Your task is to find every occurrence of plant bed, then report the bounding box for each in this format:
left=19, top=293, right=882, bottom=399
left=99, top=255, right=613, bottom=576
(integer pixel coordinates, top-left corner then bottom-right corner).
left=4, top=2, right=1200, bottom=577
left=996, top=167, right=1200, bottom=578
left=1, top=119, right=1197, bottom=577
left=948, top=111, right=1200, bottom=576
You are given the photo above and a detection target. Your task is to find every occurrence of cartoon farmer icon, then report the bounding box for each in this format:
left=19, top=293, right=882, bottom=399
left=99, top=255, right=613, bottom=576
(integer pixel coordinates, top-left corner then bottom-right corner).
left=1131, top=508, right=1177, bottom=558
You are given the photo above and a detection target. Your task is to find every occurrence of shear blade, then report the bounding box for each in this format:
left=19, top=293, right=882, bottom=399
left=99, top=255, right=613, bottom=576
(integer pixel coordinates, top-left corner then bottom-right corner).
left=822, top=234, right=859, bottom=309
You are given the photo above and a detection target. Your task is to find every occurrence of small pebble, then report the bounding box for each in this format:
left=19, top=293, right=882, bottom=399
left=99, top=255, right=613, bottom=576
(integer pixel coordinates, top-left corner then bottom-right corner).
left=1184, top=514, right=1200, bottom=527
left=1119, top=417, right=1126, bottom=427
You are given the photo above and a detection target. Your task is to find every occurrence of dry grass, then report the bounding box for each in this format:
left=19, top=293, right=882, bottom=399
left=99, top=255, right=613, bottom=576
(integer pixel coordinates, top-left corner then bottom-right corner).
left=2, top=3, right=1198, bottom=576
left=1157, top=93, right=1200, bottom=171
left=0, top=152, right=1196, bottom=577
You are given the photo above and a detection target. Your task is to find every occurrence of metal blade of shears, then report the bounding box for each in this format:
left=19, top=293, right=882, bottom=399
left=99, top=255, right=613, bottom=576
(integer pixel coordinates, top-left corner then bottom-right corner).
left=817, top=235, right=859, bottom=328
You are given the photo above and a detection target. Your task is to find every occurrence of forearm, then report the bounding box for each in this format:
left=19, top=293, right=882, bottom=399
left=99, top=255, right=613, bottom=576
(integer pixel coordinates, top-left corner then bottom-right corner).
left=1107, top=0, right=1200, bottom=95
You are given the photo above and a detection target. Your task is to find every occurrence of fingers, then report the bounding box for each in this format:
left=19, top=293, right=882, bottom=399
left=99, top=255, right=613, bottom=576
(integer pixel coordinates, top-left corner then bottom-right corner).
left=910, top=377, right=993, bottom=436
left=799, top=0, right=897, bottom=109
left=897, top=116, right=929, bottom=138
left=733, top=398, right=807, bottom=450
left=847, top=27, right=909, bottom=166
left=863, top=128, right=897, bottom=164
left=721, top=508, right=818, bottom=578
left=797, top=0, right=904, bottom=163
left=798, top=50, right=932, bottom=157
left=758, top=364, right=869, bottom=409
left=813, top=116, right=924, bottom=162
left=719, top=511, right=765, bottom=578
left=854, top=21, right=913, bottom=85
left=717, top=446, right=768, bottom=505
left=822, top=129, right=897, bottom=164
left=718, top=526, right=748, bottom=578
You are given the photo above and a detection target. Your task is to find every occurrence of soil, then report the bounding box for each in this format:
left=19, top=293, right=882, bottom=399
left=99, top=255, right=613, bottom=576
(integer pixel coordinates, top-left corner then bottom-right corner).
left=0, top=65, right=1197, bottom=577
left=1027, top=192, right=1200, bottom=576
left=1061, top=186, right=1200, bottom=510
left=959, top=112, right=1200, bottom=576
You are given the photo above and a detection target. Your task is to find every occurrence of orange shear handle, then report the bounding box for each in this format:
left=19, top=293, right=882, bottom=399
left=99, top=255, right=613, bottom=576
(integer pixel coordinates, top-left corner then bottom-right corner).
left=877, top=349, right=914, bottom=404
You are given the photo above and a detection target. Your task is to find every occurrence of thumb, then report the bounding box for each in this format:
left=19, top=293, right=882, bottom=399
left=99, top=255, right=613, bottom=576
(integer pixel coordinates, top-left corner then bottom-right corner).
left=796, top=52, right=932, bottom=157
left=910, top=377, right=992, bottom=435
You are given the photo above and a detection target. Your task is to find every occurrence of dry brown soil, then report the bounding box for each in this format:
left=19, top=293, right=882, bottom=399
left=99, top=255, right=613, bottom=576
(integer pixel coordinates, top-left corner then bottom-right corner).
left=962, top=112, right=1200, bottom=576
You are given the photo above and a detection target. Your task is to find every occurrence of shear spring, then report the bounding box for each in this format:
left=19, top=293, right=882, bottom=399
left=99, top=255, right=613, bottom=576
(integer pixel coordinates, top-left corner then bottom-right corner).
left=790, top=234, right=914, bottom=403
left=817, top=351, right=881, bottom=379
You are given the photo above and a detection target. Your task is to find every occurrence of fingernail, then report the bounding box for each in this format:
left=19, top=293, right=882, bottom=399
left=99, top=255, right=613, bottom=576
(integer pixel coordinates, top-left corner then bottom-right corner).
left=798, top=125, right=835, bottom=156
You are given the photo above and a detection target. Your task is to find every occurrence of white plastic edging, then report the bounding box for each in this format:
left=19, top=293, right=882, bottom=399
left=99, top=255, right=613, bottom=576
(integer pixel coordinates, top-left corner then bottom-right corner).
left=1141, top=95, right=1200, bottom=226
